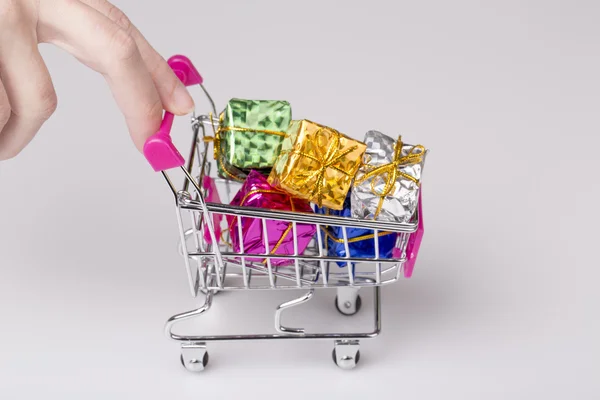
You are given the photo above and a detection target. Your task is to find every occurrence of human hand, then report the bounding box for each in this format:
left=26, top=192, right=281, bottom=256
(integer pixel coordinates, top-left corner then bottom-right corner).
left=0, top=0, right=194, bottom=160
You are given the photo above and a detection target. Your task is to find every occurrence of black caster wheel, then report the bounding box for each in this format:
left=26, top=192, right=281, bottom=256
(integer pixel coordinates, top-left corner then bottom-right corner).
left=335, top=295, right=362, bottom=316
left=332, top=348, right=360, bottom=370
left=180, top=351, right=209, bottom=372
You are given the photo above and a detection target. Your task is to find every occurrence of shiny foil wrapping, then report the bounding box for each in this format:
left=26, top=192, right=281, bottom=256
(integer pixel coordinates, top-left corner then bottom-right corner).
left=227, top=171, right=316, bottom=266
left=351, top=131, right=427, bottom=223
left=315, top=195, right=397, bottom=266
left=268, top=120, right=366, bottom=210
left=216, top=99, right=291, bottom=181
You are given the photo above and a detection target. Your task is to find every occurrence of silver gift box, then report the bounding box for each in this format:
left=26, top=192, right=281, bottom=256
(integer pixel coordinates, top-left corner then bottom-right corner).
left=351, top=131, right=427, bottom=223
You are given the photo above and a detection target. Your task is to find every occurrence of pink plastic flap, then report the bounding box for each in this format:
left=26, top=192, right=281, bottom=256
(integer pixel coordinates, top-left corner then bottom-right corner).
left=402, top=191, right=424, bottom=278
left=167, top=55, right=203, bottom=86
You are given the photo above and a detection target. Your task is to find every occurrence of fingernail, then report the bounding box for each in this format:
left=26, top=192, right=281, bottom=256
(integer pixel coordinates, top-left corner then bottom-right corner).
left=173, top=82, right=195, bottom=114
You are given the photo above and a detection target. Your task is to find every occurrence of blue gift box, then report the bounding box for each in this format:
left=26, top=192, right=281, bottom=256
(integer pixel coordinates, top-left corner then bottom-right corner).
left=315, top=195, right=397, bottom=267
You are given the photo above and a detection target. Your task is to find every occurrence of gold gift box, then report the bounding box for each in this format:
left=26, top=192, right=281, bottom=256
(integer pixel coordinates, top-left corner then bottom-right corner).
left=268, top=119, right=366, bottom=210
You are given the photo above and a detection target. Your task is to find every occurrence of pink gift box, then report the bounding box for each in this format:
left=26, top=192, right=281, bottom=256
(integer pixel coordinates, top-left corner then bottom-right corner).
left=227, top=171, right=316, bottom=266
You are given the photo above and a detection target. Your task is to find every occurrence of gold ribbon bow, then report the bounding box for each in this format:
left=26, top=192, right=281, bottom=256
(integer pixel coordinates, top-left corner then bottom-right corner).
left=355, top=137, right=425, bottom=218
left=294, top=127, right=358, bottom=207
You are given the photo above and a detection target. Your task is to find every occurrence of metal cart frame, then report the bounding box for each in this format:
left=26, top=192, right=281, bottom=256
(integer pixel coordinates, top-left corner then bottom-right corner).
left=146, top=56, right=422, bottom=371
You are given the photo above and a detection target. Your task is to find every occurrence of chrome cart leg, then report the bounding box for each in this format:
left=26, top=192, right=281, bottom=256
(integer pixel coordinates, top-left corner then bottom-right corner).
left=200, top=287, right=222, bottom=296
left=275, top=290, right=315, bottom=335
left=199, top=258, right=223, bottom=296
left=335, top=286, right=362, bottom=316
left=165, top=292, right=213, bottom=341
left=180, top=342, right=209, bottom=372
left=332, top=340, right=360, bottom=370
left=165, top=286, right=380, bottom=370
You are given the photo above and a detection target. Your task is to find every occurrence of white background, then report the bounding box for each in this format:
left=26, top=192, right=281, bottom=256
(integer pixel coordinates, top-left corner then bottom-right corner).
left=1, top=0, right=598, bottom=398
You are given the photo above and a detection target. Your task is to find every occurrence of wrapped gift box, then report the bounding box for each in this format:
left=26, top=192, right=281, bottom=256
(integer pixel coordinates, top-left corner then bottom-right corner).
left=351, top=131, right=426, bottom=223
left=227, top=171, right=316, bottom=266
left=215, top=99, right=291, bottom=181
left=269, top=119, right=366, bottom=210
left=315, top=194, right=397, bottom=266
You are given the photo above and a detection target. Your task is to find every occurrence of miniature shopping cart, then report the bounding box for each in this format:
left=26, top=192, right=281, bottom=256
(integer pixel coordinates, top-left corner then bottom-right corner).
left=143, top=56, right=425, bottom=371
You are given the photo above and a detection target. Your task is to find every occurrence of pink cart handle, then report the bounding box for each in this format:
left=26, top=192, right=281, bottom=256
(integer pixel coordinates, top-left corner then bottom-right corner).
left=143, top=55, right=203, bottom=171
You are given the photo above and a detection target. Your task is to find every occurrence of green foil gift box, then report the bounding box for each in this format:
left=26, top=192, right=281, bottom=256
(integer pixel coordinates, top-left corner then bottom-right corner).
left=214, top=99, right=292, bottom=181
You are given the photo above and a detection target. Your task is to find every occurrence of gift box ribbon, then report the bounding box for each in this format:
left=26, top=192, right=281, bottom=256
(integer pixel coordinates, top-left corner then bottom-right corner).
left=321, top=226, right=396, bottom=244
left=355, top=137, right=425, bottom=218
left=293, top=127, right=358, bottom=207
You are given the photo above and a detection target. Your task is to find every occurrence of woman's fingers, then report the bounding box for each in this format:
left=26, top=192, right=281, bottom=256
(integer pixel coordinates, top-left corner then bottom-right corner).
left=37, top=1, right=173, bottom=151
left=0, top=79, right=9, bottom=134
left=0, top=0, right=194, bottom=159
left=0, top=4, right=57, bottom=161
left=78, top=0, right=194, bottom=115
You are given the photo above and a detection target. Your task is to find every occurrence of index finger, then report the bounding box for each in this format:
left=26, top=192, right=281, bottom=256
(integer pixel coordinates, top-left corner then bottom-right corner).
left=38, top=1, right=164, bottom=151
left=78, top=0, right=195, bottom=116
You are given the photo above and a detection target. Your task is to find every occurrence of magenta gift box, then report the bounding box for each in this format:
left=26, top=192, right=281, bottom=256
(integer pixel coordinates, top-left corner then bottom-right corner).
left=227, top=171, right=316, bottom=266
